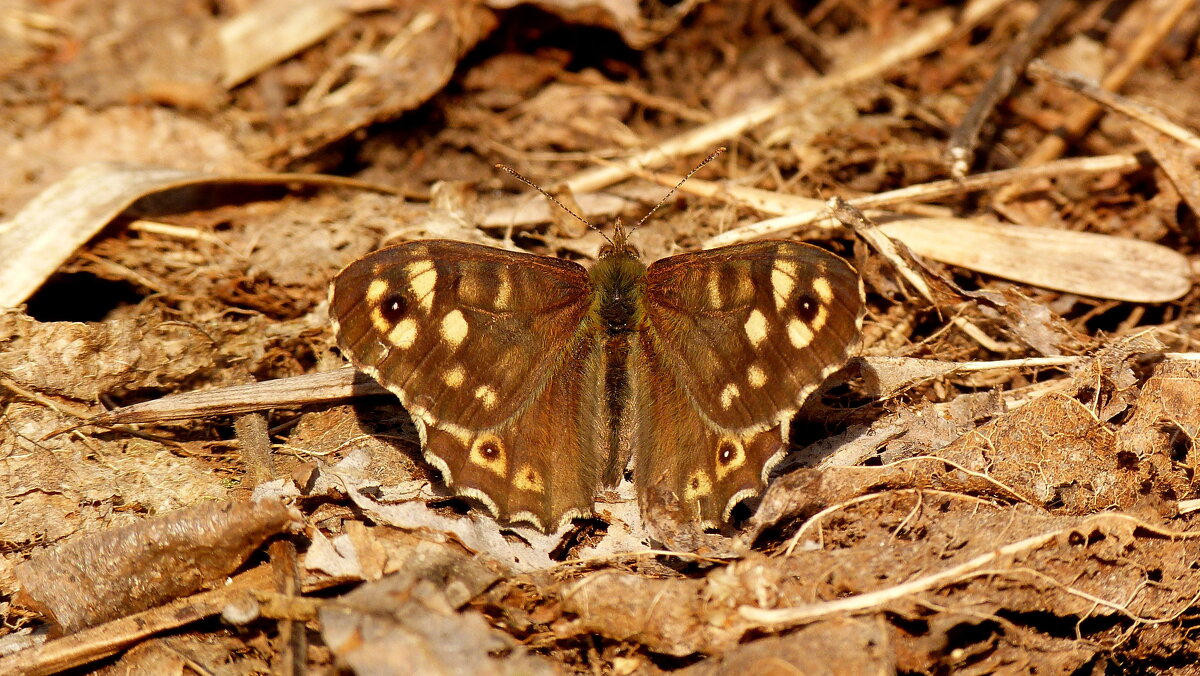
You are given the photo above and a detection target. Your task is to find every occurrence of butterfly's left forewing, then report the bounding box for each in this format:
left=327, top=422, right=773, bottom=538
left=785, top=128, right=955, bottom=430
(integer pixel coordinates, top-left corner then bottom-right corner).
left=330, top=240, right=610, bottom=530
left=633, top=240, right=864, bottom=525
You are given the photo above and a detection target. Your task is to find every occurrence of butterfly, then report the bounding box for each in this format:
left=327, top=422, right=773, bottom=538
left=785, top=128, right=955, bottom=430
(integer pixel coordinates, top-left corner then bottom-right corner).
left=329, top=222, right=864, bottom=533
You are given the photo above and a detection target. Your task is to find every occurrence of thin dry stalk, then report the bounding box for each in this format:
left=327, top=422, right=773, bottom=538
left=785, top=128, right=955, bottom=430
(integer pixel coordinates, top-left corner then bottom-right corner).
left=827, top=198, right=937, bottom=304
left=699, top=154, right=1142, bottom=246
left=1017, top=0, right=1196, bottom=167
left=946, top=0, right=1069, bottom=178
left=558, top=0, right=1010, bottom=195
left=740, top=514, right=1200, bottom=628
left=1027, top=59, right=1200, bottom=152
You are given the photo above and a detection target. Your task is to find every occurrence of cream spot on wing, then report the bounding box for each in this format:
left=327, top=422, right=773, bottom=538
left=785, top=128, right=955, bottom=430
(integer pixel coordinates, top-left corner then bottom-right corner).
left=514, top=465, right=543, bottom=492
left=684, top=469, right=713, bottom=502
left=387, top=317, right=419, bottom=348
left=406, top=260, right=437, bottom=311
left=747, top=364, right=767, bottom=388
left=495, top=270, right=513, bottom=309
left=443, top=365, right=465, bottom=388
left=812, top=304, right=829, bottom=331
left=469, top=435, right=506, bottom=477
left=707, top=274, right=722, bottom=308
left=772, top=259, right=797, bottom=309
left=440, top=309, right=468, bottom=346
left=787, top=318, right=814, bottom=348
left=744, top=309, right=768, bottom=347
left=813, top=275, right=834, bottom=304
left=366, top=279, right=390, bottom=303
left=720, top=383, right=741, bottom=409
left=474, top=384, right=498, bottom=409
left=371, top=308, right=390, bottom=333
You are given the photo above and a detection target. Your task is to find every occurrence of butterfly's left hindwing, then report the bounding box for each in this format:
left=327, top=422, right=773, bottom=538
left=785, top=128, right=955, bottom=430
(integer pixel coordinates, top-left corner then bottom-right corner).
left=634, top=240, right=865, bottom=524
left=329, top=240, right=611, bottom=530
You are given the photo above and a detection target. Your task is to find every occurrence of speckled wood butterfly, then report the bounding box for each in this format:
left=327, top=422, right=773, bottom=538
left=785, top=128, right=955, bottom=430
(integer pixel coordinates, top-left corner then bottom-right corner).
left=329, top=213, right=864, bottom=532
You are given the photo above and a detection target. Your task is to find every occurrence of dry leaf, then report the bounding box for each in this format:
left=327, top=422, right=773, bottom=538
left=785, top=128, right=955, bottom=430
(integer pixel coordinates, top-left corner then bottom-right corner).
left=877, top=218, right=1192, bottom=302
left=318, top=539, right=555, bottom=675
left=13, top=498, right=303, bottom=632
left=0, top=163, right=390, bottom=308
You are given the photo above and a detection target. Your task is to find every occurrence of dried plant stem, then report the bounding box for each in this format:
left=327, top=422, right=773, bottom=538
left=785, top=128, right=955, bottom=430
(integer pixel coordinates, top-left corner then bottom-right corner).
left=946, top=0, right=1069, bottom=178
left=1018, top=0, right=1196, bottom=167
left=235, top=413, right=276, bottom=491
left=827, top=198, right=937, bottom=304
left=699, top=153, right=1142, bottom=247
left=559, top=0, right=1010, bottom=195
left=269, top=538, right=305, bottom=676
left=741, top=513, right=1200, bottom=627
left=952, top=316, right=1018, bottom=354
left=1028, top=60, right=1200, bottom=153
left=87, top=366, right=385, bottom=426
left=235, top=412, right=306, bottom=675
left=784, top=489, right=1001, bottom=555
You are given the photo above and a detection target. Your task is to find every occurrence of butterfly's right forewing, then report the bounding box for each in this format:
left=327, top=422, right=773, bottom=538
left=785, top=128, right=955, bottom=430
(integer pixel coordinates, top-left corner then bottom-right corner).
left=329, top=240, right=608, bottom=530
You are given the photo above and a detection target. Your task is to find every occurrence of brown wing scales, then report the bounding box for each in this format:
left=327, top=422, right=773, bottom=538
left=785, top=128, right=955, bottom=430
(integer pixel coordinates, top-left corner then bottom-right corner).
left=630, top=331, right=788, bottom=527
left=635, top=240, right=864, bottom=524
left=332, top=237, right=865, bottom=532
left=420, top=333, right=609, bottom=530
left=330, top=240, right=610, bottom=529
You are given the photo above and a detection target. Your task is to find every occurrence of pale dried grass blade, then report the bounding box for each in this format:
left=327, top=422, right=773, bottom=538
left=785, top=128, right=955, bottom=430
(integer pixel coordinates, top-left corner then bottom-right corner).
left=877, top=219, right=1192, bottom=303
left=0, top=163, right=206, bottom=308
left=0, top=164, right=394, bottom=308
left=828, top=198, right=936, bottom=304
left=1028, top=59, right=1200, bottom=153
left=219, top=0, right=351, bottom=89
left=87, top=367, right=383, bottom=427
left=699, top=154, right=1144, bottom=248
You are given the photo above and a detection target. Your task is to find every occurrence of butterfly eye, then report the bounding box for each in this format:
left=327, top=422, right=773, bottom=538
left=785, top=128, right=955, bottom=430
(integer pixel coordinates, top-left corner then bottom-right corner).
left=381, top=294, right=410, bottom=321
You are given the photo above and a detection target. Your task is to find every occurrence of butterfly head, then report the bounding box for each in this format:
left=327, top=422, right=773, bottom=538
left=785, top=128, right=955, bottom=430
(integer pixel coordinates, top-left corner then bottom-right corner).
left=597, top=219, right=640, bottom=260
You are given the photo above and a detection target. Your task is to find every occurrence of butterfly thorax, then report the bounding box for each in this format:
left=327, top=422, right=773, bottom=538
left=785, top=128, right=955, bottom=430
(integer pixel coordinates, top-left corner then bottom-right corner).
left=590, top=248, right=646, bottom=334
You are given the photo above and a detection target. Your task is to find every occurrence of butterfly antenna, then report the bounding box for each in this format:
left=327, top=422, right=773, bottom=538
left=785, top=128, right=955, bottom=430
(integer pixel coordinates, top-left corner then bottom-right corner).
left=632, top=146, right=726, bottom=231
left=495, top=164, right=612, bottom=246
